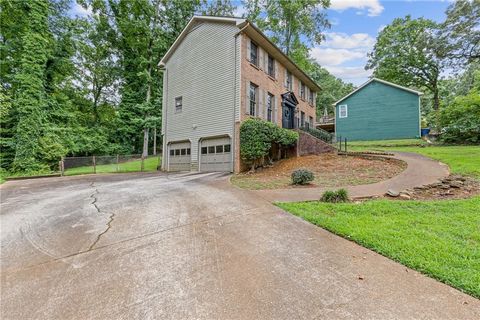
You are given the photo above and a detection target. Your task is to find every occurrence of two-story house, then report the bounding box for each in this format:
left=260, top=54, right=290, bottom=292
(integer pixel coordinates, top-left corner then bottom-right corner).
left=159, top=16, right=320, bottom=173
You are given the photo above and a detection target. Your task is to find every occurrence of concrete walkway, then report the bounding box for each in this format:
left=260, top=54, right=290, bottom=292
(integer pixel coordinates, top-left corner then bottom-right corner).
left=252, top=152, right=450, bottom=202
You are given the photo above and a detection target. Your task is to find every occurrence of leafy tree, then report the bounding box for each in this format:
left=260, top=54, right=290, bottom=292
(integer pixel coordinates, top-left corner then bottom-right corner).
left=74, top=18, right=119, bottom=125
left=439, top=91, right=480, bottom=144
left=198, top=0, right=236, bottom=16
left=436, top=0, right=480, bottom=68
left=244, top=0, right=330, bottom=68
left=11, top=0, right=52, bottom=172
left=366, top=16, right=442, bottom=110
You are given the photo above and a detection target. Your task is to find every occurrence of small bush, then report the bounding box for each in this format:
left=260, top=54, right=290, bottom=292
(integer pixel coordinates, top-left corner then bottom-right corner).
left=291, top=169, right=314, bottom=185
left=320, top=189, right=349, bottom=203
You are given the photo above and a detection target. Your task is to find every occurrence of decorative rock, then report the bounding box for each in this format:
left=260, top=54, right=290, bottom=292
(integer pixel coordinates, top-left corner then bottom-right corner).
left=399, top=194, right=411, bottom=200
left=440, top=184, right=450, bottom=189
left=386, top=189, right=400, bottom=197
left=449, top=181, right=463, bottom=188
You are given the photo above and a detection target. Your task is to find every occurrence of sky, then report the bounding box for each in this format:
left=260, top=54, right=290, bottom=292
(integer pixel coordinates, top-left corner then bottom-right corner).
left=69, top=0, right=453, bottom=86
left=313, top=0, right=451, bottom=85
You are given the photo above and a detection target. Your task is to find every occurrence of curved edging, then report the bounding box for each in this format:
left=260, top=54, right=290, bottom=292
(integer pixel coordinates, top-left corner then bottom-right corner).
left=250, top=152, right=450, bottom=202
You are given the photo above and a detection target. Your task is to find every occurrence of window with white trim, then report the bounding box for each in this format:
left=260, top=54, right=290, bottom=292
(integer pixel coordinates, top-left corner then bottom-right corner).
left=339, top=104, right=348, bottom=118
left=267, top=92, right=274, bottom=121
left=250, top=41, right=258, bottom=66
left=249, top=82, right=258, bottom=116
left=175, top=96, right=182, bottom=113
left=286, top=70, right=292, bottom=90
left=267, top=55, right=275, bottom=78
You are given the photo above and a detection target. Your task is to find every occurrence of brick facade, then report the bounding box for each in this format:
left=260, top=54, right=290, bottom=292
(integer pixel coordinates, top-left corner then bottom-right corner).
left=234, top=34, right=318, bottom=172
left=295, top=130, right=336, bottom=156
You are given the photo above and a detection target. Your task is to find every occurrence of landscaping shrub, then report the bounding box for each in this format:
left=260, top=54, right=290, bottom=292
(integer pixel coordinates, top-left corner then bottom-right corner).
left=240, top=118, right=298, bottom=171
left=291, top=169, right=314, bottom=185
left=439, top=90, right=480, bottom=144
left=320, top=189, right=349, bottom=203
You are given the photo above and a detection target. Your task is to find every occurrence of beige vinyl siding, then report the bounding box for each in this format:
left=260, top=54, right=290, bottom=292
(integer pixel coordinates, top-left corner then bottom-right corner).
left=162, top=21, right=237, bottom=171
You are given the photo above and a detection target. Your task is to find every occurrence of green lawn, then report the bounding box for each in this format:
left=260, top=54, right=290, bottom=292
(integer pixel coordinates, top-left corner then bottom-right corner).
left=277, top=197, right=480, bottom=298
left=349, top=140, right=480, bottom=178
left=65, top=156, right=161, bottom=176
left=348, top=138, right=429, bottom=148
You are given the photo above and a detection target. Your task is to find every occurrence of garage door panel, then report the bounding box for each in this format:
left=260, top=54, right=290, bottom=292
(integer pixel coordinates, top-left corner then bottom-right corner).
left=168, top=142, right=191, bottom=171
left=200, top=137, right=232, bottom=172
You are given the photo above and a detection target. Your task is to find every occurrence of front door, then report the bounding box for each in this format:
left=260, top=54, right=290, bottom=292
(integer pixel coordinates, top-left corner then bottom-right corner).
left=282, top=105, right=294, bottom=129
left=281, top=91, right=299, bottom=129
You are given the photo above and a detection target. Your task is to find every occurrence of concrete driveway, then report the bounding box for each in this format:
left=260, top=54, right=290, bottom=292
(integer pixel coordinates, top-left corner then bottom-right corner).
left=1, top=172, right=479, bottom=319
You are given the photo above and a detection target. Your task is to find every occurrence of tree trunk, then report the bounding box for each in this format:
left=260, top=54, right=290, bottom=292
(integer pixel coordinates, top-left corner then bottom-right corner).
left=142, top=127, right=149, bottom=158
left=433, top=88, right=440, bottom=111
left=153, top=126, right=157, bottom=155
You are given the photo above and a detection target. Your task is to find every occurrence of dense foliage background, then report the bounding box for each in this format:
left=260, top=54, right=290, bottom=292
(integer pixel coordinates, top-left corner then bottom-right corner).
left=0, top=0, right=478, bottom=175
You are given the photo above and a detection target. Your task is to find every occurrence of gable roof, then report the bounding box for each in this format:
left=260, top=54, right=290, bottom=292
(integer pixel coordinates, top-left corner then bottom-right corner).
left=333, top=78, right=423, bottom=106
left=158, top=16, right=321, bottom=92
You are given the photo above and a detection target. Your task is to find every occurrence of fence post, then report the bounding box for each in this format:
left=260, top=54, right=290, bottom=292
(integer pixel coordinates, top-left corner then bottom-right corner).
left=116, top=154, right=119, bottom=172
left=345, top=138, right=347, bottom=155
left=60, top=157, right=64, bottom=176
left=141, top=156, right=145, bottom=172
left=93, top=155, right=96, bottom=174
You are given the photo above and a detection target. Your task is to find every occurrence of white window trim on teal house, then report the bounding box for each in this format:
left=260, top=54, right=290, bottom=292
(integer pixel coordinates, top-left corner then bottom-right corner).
left=339, top=104, right=348, bottom=118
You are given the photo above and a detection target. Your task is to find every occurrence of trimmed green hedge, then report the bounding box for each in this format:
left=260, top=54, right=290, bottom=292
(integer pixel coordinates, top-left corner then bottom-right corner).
left=240, top=118, right=298, bottom=170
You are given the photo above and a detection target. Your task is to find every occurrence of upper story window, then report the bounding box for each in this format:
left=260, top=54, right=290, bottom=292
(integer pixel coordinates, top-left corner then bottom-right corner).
left=309, top=90, right=314, bottom=105
left=339, top=105, right=348, bottom=118
left=267, top=55, right=275, bottom=78
left=267, top=92, right=274, bottom=122
left=250, top=41, right=258, bottom=66
left=300, top=82, right=305, bottom=100
left=286, top=70, right=292, bottom=91
left=249, top=82, right=258, bottom=116
left=175, top=96, right=182, bottom=113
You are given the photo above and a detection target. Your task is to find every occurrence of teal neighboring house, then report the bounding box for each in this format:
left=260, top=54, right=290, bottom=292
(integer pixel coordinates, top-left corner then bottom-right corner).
left=334, top=78, right=422, bottom=141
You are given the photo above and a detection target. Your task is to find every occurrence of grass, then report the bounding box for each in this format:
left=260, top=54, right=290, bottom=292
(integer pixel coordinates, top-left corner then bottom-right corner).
left=349, top=140, right=480, bottom=178
left=0, top=156, right=162, bottom=183
left=65, top=156, right=161, bottom=176
left=277, top=197, right=480, bottom=298
left=348, top=138, right=428, bottom=148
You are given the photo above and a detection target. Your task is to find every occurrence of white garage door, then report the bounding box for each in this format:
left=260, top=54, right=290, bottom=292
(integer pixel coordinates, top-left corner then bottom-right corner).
left=168, top=141, right=191, bottom=171
left=200, top=137, right=232, bottom=172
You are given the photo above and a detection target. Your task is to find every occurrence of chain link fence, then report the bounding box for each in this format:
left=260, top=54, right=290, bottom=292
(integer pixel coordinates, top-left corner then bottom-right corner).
left=61, top=154, right=161, bottom=176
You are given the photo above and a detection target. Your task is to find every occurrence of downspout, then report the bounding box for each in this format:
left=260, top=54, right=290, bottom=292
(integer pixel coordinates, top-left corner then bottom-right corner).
left=233, top=25, right=247, bottom=173
left=159, top=65, right=168, bottom=170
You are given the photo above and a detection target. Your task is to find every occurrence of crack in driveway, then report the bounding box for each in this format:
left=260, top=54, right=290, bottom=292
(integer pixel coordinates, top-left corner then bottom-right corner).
left=88, top=182, right=115, bottom=251
left=4, top=206, right=264, bottom=273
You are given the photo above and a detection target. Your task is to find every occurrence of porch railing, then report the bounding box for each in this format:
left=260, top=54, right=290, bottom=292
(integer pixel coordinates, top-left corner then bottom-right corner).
left=298, top=126, right=335, bottom=144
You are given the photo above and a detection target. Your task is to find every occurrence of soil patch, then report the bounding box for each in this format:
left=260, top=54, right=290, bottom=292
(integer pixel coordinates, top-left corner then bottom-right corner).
left=231, top=154, right=406, bottom=190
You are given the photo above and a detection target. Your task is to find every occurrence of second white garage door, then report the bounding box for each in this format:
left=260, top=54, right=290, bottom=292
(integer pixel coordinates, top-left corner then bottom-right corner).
left=200, top=137, right=232, bottom=172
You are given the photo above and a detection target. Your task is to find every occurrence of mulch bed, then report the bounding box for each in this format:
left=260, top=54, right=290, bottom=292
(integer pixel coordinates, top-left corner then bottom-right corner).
left=232, top=153, right=407, bottom=190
